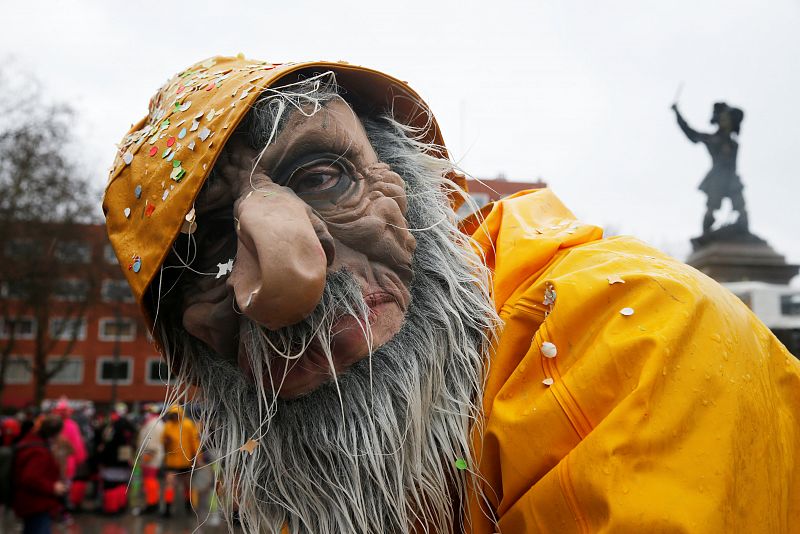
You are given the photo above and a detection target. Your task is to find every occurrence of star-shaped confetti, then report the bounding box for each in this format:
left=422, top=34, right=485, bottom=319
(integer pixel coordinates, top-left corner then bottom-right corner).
left=216, top=258, right=234, bottom=279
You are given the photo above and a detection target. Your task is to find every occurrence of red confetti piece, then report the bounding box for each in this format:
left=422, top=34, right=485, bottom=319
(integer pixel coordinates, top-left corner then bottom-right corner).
left=205, top=81, right=216, bottom=91
left=166, top=137, right=176, bottom=147
left=148, top=146, right=158, bottom=157
left=176, top=84, right=185, bottom=94
left=145, top=203, right=156, bottom=217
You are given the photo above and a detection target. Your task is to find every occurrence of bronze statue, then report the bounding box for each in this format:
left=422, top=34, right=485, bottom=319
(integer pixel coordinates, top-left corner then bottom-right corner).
left=672, top=102, right=747, bottom=234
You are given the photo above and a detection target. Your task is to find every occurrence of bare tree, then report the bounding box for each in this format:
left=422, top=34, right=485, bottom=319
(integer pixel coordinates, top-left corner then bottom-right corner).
left=0, top=63, right=100, bottom=409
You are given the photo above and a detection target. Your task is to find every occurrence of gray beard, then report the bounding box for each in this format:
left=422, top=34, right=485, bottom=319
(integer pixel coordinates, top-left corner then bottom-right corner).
left=159, top=117, right=499, bottom=534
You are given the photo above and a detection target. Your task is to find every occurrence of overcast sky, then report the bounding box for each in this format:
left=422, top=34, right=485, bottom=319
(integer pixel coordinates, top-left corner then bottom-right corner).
left=2, top=0, right=798, bottom=278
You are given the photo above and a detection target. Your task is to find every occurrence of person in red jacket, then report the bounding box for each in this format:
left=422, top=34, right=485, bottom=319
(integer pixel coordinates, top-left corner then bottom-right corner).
left=12, top=415, right=67, bottom=534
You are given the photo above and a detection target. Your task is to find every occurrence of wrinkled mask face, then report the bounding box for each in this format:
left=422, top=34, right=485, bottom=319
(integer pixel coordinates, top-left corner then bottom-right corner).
left=155, top=80, right=500, bottom=534
left=178, top=99, right=416, bottom=398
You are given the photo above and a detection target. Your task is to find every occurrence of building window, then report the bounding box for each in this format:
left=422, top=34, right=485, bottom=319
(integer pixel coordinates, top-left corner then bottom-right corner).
left=4, top=239, right=42, bottom=259
left=53, top=241, right=91, bottom=264
left=53, top=279, right=90, bottom=302
left=735, top=292, right=752, bottom=309
left=98, top=318, right=136, bottom=342
left=101, top=280, right=134, bottom=303
left=457, top=192, right=492, bottom=218
left=0, top=281, right=30, bottom=300
left=781, top=294, right=800, bottom=317
left=103, top=244, right=119, bottom=265
left=3, top=356, right=32, bottom=384
left=49, top=318, right=87, bottom=341
left=96, top=356, right=133, bottom=385
left=145, top=357, right=177, bottom=385
left=0, top=317, right=37, bottom=340
left=47, top=357, right=84, bottom=385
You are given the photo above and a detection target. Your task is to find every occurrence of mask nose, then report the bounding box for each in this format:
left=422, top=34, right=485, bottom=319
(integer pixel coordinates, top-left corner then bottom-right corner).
left=227, top=192, right=329, bottom=330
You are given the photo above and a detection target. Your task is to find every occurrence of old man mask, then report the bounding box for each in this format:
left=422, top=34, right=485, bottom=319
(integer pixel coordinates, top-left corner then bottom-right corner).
left=104, top=57, right=497, bottom=533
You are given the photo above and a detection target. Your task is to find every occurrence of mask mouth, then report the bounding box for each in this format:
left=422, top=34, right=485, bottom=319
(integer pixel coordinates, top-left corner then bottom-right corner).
left=234, top=268, right=373, bottom=397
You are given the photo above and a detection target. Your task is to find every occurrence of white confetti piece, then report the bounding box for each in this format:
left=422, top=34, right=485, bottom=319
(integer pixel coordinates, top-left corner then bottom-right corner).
left=620, top=307, right=635, bottom=316
left=162, top=190, right=169, bottom=201
left=123, top=207, right=131, bottom=218
left=179, top=101, right=192, bottom=112
left=607, top=275, right=626, bottom=285
left=187, top=140, right=195, bottom=151
left=122, top=151, right=133, bottom=165
left=190, top=120, right=199, bottom=132
left=541, top=341, right=558, bottom=358
left=542, top=377, right=554, bottom=386
left=198, top=127, right=211, bottom=141
left=206, top=109, right=216, bottom=121
left=216, top=258, right=234, bottom=279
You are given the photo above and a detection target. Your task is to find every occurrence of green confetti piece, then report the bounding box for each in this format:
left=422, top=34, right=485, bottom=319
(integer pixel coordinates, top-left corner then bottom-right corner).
left=455, top=458, right=468, bottom=471
left=176, top=169, right=186, bottom=181
left=173, top=160, right=181, bottom=168
left=161, top=119, right=170, bottom=130
left=162, top=148, right=170, bottom=158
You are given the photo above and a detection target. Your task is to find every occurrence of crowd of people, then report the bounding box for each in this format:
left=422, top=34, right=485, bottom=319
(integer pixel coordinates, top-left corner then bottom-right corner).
left=0, top=397, right=215, bottom=533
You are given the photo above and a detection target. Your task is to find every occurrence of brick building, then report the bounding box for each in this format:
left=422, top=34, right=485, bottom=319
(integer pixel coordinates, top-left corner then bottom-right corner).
left=459, top=176, right=546, bottom=218
left=1, top=224, right=168, bottom=411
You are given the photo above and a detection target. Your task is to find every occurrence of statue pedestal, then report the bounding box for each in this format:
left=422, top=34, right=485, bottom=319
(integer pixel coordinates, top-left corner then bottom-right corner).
left=688, top=228, right=799, bottom=285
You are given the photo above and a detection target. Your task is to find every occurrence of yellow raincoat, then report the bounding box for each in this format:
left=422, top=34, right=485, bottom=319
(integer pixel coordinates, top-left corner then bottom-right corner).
left=465, top=188, right=800, bottom=533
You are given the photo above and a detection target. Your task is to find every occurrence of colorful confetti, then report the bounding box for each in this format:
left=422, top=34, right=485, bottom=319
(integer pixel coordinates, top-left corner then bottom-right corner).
left=122, top=151, right=133, bottom=165
left=239, top=439, right=259, bottom=455
left=145, top=203, right=156, bottom=217
left=454, top=458, right=468, bottom=471
left=543, top=285, right=557, bottom=306
left=148, top=146, right=158, bottom=157
left=198, top=127, right=211, bottom=141
left=134, top=185, right=142, bottom=199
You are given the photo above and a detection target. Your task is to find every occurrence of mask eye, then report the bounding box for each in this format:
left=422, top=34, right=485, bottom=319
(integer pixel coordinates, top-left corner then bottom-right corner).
left=288, top=161, right=343, bottom=194
left=283, top=155, right=354, bottom=203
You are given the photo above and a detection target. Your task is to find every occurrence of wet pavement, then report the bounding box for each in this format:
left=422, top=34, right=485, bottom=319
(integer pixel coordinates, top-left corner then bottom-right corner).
left=1, top=508, right=235, bottom=533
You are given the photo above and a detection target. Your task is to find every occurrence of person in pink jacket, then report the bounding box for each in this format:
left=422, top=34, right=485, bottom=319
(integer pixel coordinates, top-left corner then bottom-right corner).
left=52, top=398, right=87, bottom=510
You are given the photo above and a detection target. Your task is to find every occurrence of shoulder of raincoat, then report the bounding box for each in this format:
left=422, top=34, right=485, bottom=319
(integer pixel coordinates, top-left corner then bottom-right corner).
left=464, top=189, right=800, bottom=533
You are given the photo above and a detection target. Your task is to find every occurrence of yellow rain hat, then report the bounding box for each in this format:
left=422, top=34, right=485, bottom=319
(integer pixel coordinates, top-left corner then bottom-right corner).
left=102, top=55, right=462, bottom=322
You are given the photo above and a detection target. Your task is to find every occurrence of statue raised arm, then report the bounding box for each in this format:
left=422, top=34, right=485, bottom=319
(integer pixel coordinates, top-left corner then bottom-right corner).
left=672, top=102, right=748, bottom=234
